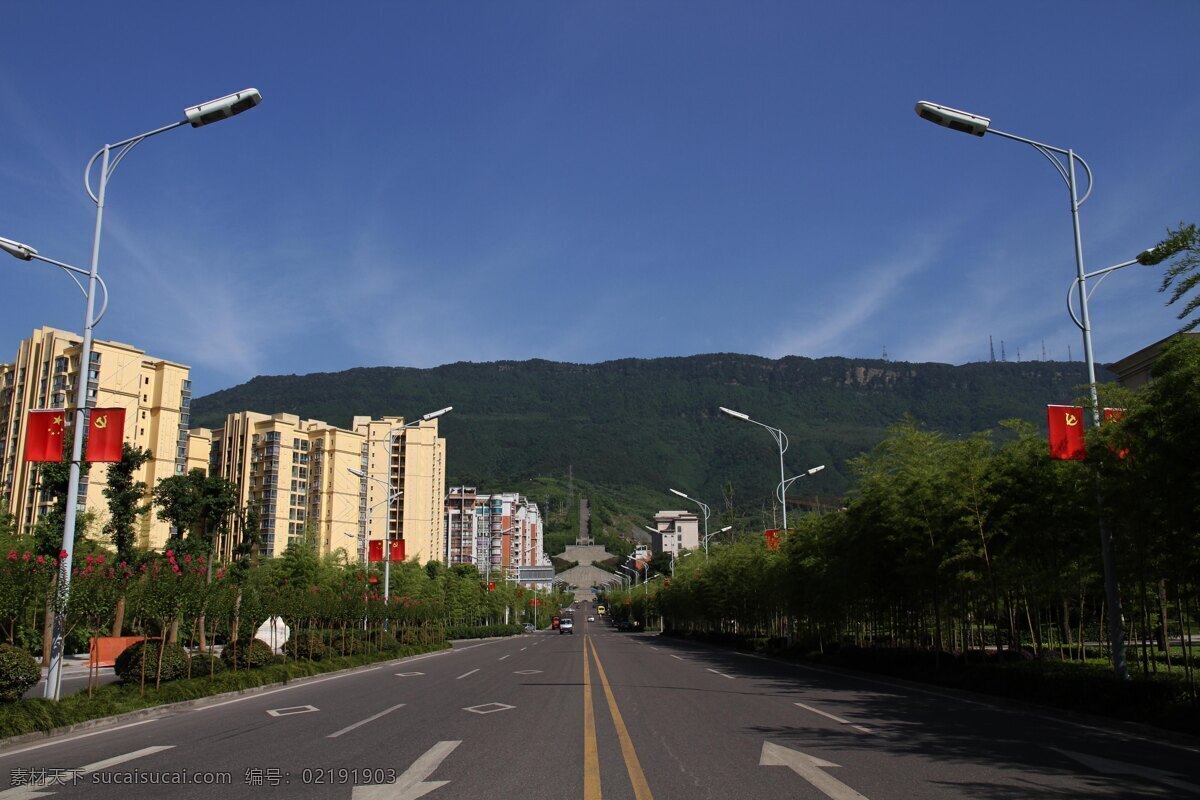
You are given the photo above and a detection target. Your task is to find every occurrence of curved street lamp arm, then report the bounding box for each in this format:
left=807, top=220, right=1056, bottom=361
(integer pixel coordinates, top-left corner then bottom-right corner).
left=85, top=121, right=189, bottom=204
left=989, top=127, right=1094, bottom=207
left=23, top=253, right=111, bottom=326
left=1067, top=258, right=1141, bottom=331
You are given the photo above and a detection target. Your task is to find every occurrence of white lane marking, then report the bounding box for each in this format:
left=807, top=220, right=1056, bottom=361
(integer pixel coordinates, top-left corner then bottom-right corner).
left=706, top=668, right=735, bottom=679
left=795, top=702, right=874, bottom=734
left=722, top=647, right=1200, bottom=755
left=1052, top=748, right=1200, bottom=794
left=498, top=655, right=510, bottom=661
left=353, top=739, right=460, bottom=800
left=328, top=703, right=406, bottom=738
left=266, top=705, right=319, bottom=717
left=195, top=666, right=384, bottom=711
left=519, top=647, right=527, bottom=651
left=456, top=669, right=480, bottom=680
left=0, top=747, right=175, bottom=800
left=463, top=703, right=515, bottom=715
left=395, top=672, right=425, bottom=677
left=760, top=741, right=868, bottom=800
left=0, top=719, right=159, bottom=760
left=671, top=655, right=684, bottom=661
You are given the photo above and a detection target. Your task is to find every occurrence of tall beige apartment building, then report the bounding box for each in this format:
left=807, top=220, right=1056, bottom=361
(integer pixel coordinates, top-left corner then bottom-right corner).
left=352, top=416, right=447, bottom=567
left=0, top=327, right=192, bottom=550
left=200, top=412, right=446, bottom=564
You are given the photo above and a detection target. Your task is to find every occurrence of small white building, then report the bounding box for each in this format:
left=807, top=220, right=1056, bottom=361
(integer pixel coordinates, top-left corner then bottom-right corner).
left=648, top=510, right=700, bottom=555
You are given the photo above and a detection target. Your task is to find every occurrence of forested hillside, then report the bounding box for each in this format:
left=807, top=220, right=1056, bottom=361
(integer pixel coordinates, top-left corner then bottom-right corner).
left=192, top=354, right=1110, bottom=532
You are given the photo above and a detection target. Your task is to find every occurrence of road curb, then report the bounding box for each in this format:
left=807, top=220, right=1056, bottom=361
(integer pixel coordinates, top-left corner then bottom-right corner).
left=0, top=645, right=451, bottom=753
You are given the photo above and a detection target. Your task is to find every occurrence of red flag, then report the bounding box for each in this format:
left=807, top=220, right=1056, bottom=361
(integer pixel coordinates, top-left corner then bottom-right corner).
left=23, top=410, right=67, bottom=462
left=488, top=581, right=495, bottom=591
left=85, top=407, right=125, bottom=462
left=1104, top=408, right=1130, bottom=459
left=368, top=540, right=384, bottom=562
left=1047, top=405, right=1086, bottom=460
left=389, top=539, right=405, bottom=562
left=764, top=529, right=781, bottom=551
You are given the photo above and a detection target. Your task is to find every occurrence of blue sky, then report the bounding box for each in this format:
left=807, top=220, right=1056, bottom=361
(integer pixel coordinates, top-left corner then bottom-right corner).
left=2, top=2, right=1198, bottom=396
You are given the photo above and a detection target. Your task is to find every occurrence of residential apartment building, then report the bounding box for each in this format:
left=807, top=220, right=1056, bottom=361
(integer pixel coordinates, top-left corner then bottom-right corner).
left=648, top=510, right=700, bottom=556
left=0, top=326, right=192, bottom=550
left=445, top=485, right=480, bottom=567
left=445, top=490, right=544, bottom=578
left=201, top=412, right=366, bottom=561
left=352, top=416, right=447, bottom=567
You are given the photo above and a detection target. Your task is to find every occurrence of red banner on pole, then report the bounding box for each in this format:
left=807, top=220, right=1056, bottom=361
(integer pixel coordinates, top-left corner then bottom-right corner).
left=389, top=539, right=405, bottom=562
left=1047, top=405, right=1086, bottom=460
left=23, top=410, right=67, bottom=462
left=1104, top=408, right=1130, bottom=459
left=368, top=540, right=384, bottom=562
left=85, top=407, right=125, bottom=462
left=764, top=529, right=781, bottom=551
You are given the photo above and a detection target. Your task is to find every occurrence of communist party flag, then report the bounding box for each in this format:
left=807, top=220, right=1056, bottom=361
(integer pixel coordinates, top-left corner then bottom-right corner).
left=368, top=540, right=384, bottom=562
left=764, top=529, right=781, bottom=551
left=1104, top=408, right=1130, bottom=459
left=23, top=410, right=67, bottom=462
left=85, top=407, right=125, bottom=462
left=1047, top=405, right=1086, bottom=460
left=389, top=539, right=406, bottom=562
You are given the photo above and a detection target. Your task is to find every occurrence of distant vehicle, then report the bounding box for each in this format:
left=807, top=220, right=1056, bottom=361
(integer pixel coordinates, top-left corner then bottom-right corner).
left=587, top=616, right=595, bottom=622
left=551, top=616, right=561, bottom=630
left=597, top=605, right=606, bottom=616
left=523, top=623, right=536, bottom=633
left=559, top=618, right=574, bottom=635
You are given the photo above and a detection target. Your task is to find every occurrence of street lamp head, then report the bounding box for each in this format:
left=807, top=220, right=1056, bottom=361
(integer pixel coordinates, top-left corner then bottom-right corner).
left=717, top=526, right=733, bottom=534
left=914, top=100, right=990, bottom=137
left=422, top=406, right=453, bottom=421
left=718, top=406, right=750, bottom=421
left=808, top=465, right=826, bottom=475
left=347, top=467, right=366, bottom=478
left=184, top=88, right=262, bottom=128
left=0, top=236, right=37, bottom=261
left=669, top=488, right=689, bottom=499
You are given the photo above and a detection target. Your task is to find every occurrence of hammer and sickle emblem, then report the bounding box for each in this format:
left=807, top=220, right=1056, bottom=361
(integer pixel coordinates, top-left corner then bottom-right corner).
left=1064, top=413, right=1079, bottom=427
left=94, top=414, right=108, bottom=430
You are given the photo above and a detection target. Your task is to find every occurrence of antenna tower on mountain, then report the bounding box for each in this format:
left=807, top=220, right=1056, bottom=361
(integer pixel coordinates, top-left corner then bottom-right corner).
left=989, top=336, right=996, bottom=363
left=1000, top=341, right=1007, bottom=362
left=881, top=345, right=889, bottom=361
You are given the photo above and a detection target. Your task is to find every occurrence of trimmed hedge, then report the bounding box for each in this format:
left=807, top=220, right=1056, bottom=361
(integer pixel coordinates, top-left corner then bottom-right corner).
left=221, top=639, right=276, bottom=670
left=113, top=641, right=191, bottom=684
left=446, top=623, right=523, bottom=640
left=283, top=634, right=327, bottom=662
left=0, top=645, right=39, bottom=703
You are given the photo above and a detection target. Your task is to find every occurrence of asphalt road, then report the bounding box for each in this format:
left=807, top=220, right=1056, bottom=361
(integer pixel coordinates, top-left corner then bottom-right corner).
left=1, top=613, right=1198, bottom=799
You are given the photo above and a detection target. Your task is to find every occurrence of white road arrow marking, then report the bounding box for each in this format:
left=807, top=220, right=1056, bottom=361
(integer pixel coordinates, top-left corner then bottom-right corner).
left=0, top=746, right=174, bottom=799
left=760, top=741, right=868, bottom=800
left=352, top=740, right=461, bottom=800
left=1052, top=748, right=1200, bottom=794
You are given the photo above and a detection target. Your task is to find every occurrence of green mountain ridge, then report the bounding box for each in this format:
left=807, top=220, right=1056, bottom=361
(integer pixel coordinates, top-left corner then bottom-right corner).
left=191, top=353, right=1111, bottom=522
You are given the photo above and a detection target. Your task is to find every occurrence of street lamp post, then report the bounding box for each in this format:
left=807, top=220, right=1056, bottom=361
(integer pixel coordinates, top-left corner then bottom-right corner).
left=719, top=407, right=791, bottom=530
left=15, top=89, right=262, bottom=701
left=913, top=99, right=1153, bottom=680
left=668, top=488, right=711, bottom=557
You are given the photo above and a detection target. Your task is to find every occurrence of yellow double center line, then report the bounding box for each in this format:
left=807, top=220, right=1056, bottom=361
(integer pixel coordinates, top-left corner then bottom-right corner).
left=583, top=634, right=654, bottom=800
